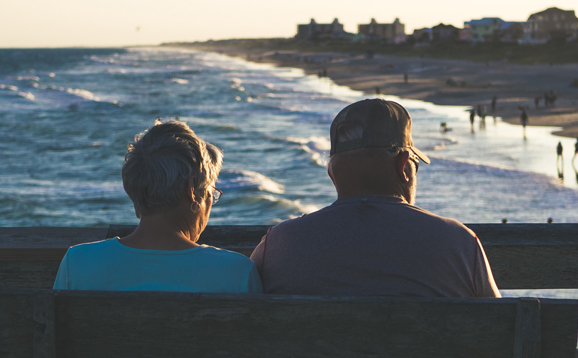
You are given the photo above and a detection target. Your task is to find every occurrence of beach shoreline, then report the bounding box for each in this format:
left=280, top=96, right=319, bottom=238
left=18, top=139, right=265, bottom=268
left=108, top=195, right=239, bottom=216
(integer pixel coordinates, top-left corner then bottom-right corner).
left=169, top=44, right=578, bottom=138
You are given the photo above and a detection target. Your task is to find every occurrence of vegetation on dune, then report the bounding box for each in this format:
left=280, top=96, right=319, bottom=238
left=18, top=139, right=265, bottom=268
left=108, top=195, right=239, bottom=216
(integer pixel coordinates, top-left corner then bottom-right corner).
left=166, top=38, right=578, bottom=65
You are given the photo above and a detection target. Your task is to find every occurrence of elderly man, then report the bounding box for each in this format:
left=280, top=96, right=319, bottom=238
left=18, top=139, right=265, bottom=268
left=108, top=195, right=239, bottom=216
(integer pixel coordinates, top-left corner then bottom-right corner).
left=251, top=99, right=500, bottom=297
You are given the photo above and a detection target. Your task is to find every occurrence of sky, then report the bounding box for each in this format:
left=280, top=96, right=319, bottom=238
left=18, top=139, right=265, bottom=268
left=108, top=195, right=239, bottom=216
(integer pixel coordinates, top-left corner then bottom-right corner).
left=1, top=0, right=577, bottom=48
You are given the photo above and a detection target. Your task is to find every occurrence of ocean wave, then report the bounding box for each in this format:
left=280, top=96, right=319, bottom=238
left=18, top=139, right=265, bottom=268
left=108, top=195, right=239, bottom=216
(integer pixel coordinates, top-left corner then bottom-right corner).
left=18, top=92, right=35, bottom=100
left=15, top=76, right=40, bottom=81
left=218, top=170, right=284, bottom=194
left=66, top=88, right=99, bottom=101
left=0, top=84, right=18, bottom=91
left=248, top=194, right=319, bottom=214
left=170, top=78, right=189, bottom=84
left=284, top=136, right=330, bottom=166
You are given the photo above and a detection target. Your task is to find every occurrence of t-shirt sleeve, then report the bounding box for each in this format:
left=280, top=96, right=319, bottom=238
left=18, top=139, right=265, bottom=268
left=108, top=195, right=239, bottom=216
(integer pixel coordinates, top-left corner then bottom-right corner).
left=245, top=264, right=263, bottom=294
left=249, top=231, right=270, bottom=279
left=53, top=250, right=71, bottom=290
left=473, top=237, right=501, bottom=298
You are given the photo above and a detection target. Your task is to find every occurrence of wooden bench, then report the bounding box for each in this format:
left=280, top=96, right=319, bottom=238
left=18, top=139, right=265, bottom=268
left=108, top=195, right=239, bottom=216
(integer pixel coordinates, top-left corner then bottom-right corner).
left=2, top=224, right=578, bottom=290
left=1, top=225, right=578, bottom=357
left=1, top=289, right=577, bottom=358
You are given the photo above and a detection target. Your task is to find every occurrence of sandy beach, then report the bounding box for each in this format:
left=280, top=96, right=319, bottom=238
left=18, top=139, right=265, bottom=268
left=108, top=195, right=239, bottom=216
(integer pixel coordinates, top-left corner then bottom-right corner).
left=179, top=44, right=578, bottom=138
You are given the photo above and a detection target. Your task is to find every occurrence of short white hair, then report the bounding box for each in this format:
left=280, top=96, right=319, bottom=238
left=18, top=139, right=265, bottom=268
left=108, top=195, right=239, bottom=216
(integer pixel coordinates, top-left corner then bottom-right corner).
left=122, top=119, right=223, bottom=216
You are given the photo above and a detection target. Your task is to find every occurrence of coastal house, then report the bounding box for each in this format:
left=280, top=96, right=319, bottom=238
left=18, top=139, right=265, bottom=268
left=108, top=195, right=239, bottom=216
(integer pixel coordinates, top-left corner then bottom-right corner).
left=523, top=7, right=578, bottom=43
left=431, top=23, right=460, bottom=42
left=296, top=18, right=347, bottom=40
left=463, top=18, right=525, bottom=42
left=464, top=18, right=505, bottom=42
left=357, top=18, right=406, bottom=44
left=412, top=28, right=433, bottom=44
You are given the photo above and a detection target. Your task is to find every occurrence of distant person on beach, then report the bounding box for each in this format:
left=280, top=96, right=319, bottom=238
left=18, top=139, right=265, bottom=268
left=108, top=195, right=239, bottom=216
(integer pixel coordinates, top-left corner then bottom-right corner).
left=375, top=86, right=381, bottom=96
left=557, top=141, right=564, bottom=172
left=477, top=105, right=486, bottom=129
left=549, top=90, right=557, bottom=107
left=491, top=96, right=497, bottom=113
left=469, top=108, right=476, bottom=133
left=520, top=108, right=528, bottom=138
left=54, top=120, right=262, bottom=293
left=534, top=96, right=541, bottom=109
left=544, top=92, right=550, bottom=108
left=251, top=99, right=500, bottom=297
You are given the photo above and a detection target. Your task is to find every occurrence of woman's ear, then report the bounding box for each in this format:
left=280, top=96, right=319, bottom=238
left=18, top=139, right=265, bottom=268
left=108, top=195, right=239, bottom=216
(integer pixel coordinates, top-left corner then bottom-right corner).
left=187, top=177, right=196, bottom=202
left=397, top=151, right=411, bottom=183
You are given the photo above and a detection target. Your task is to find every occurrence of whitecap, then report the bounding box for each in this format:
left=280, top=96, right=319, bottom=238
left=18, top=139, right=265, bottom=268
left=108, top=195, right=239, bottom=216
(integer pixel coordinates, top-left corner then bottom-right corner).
left=66, top=88, right=100, bottom=101
left=286, top=136, right=331, bottom=151
left=170, top=78, right=189, bottom=84
left=18, top=92, right=35, bottom=100
left=255, top=195, right=319, bottom=215
left=16, top=76, right=40, bottom=81
left=220, top=170, right=284, bottom=194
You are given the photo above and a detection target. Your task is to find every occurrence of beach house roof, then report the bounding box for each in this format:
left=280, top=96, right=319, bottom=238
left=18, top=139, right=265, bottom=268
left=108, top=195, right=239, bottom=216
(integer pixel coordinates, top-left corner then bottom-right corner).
left=296, top=18, right=346, bottom=40
left=525, top=7, right=578, bottom=42
left=357, top=18, right=406, bottom=44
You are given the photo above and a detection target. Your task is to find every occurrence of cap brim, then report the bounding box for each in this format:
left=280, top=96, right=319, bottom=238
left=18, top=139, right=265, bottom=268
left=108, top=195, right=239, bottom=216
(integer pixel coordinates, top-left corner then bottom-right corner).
left=411, top=146, right=430, bottom=164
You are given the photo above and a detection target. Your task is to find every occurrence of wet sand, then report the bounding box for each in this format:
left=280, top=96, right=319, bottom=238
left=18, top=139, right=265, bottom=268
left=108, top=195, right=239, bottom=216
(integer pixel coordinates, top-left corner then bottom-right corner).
left=179, top=44, right=578, bottom=138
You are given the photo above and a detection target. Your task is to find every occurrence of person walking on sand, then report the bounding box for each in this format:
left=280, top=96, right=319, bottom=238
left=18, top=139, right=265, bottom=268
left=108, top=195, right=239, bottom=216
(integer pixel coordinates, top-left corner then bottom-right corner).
left=544, top=92, right=550, bottom=108
left=520, top=108, right=528, bottom=139
left=557, top=141, right=564, bottom=169
left=469, top=108, right=476, bottom=133
left=478, top=105, right=486, bottom=129
left=491, top=96, right=497, bottom=113
left=534, top=96, right=541, bottom=109
left=557, top=142, right=564, bottom=180
left=549, top=90, right=557, bottom=108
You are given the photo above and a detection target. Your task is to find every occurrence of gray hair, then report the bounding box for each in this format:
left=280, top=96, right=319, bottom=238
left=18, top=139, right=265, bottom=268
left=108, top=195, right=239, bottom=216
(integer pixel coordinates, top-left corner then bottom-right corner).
left=122, top=119, right=223, bottom=217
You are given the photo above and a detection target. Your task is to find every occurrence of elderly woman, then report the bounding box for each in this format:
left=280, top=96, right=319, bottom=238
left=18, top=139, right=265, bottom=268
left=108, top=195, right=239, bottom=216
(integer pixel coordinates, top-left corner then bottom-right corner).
left=53, top=119, right=262, bottom=293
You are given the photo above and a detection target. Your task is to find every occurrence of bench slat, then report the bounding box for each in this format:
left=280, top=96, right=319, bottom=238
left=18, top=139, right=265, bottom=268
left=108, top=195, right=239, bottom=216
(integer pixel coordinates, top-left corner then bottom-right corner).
left=1, top=290, right=576, bottom=358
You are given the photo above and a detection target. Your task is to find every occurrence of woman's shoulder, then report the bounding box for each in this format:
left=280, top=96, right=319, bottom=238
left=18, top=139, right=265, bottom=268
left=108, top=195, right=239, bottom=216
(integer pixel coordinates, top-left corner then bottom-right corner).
left=197, top=245, right=255, bottom=265
left=67, top=238, right=117, bottom=255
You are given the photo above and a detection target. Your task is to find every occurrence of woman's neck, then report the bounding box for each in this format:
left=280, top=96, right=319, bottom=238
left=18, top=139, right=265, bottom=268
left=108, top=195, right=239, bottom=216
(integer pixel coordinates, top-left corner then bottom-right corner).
left=119, top=210, right=200, bottom=251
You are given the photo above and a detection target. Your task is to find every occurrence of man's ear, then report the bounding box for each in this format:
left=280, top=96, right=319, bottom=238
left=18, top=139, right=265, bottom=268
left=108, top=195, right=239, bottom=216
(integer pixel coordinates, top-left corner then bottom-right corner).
left=327, top=159, right=336, bottom=186
left=134, top=203, right=141, bottom=219
left=397, top=151, right=411, bottom=183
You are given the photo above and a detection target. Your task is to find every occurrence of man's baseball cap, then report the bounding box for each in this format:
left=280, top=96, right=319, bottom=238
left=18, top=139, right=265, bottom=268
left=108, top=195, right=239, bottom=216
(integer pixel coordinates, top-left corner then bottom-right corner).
left=330, top=98, right=430, bottom=164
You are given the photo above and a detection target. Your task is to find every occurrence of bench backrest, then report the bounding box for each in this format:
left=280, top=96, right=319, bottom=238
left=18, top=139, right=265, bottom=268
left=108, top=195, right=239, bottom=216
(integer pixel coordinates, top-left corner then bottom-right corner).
left=2, top=289, right=577, bottom=358
left=2, top=224, right=578, bottom=290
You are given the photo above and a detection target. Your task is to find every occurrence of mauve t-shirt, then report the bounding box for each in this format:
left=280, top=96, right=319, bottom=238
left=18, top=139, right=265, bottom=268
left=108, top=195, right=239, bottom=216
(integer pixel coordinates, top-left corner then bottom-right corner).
left=250, top=195, right=500, bottom=297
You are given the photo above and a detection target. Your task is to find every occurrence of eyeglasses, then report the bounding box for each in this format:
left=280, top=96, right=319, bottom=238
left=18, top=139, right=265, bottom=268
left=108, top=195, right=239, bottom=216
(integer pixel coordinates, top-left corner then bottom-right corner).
left=211, top=187, right=223, bottom=205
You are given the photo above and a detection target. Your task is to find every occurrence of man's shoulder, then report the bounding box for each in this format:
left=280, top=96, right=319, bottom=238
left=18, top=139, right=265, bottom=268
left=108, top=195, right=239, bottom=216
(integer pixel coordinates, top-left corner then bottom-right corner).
left=269, top=199, right=476, bottom=241
left=269, top=203, right=337, bottom=233
left=407, top=204, right=476, bottom=236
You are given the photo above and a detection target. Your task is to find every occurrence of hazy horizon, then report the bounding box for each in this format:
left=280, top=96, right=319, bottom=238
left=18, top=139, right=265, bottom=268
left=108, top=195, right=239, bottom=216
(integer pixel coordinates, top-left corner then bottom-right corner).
left=2, top=0, right=577, bottom=48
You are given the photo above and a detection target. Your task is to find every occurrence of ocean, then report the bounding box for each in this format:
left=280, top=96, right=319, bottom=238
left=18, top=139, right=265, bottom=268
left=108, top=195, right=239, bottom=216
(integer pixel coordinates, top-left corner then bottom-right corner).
left=2, top=47, right=578, bottom=298
left=1, top=47, right=577, bottom=228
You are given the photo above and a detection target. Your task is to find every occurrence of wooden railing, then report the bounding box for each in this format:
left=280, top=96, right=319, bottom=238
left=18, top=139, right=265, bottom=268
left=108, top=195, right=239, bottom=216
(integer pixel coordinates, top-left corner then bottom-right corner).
left=2, top=224, right=578, bottom=290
